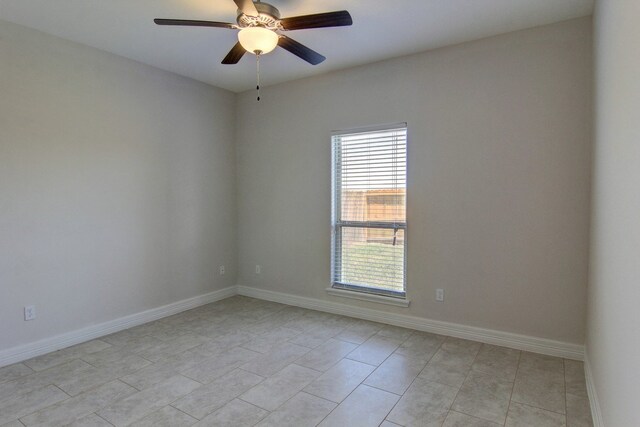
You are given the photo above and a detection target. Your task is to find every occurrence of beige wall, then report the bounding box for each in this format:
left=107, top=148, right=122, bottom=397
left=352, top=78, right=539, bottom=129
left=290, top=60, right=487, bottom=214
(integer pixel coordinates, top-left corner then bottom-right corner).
left=0, top=16, right=594, bottom=356
left=236, top=18, right=592, bottom=344
left=0, top=21, right=237, bottom=351
left=587, top=0, right=640, bottom=425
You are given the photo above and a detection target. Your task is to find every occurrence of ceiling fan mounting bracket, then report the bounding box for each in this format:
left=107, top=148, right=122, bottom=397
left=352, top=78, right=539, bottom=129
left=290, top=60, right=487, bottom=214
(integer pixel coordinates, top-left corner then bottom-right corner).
left=236, top=2, right=281, bottom=29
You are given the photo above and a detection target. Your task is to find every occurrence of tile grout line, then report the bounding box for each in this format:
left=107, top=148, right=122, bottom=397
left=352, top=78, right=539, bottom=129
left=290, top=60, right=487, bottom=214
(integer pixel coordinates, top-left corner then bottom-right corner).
left=508, top=354, right=572, bottom=419
left=510, top=356, right=579, bottom=422
left=95, top=411, right=116, bottom=426
left=15, top=383, right=72, bottom=426
left=441, top=340, right=484, bottom=424
left=510, top=401, right=571, bottom=417
left=311, top=330, right=407, bottom=427
left=503, top=349, right=523, bottom=426
left=375, top=332, right=447, bottom=425
left=166, top=402, right=199, bottom=422
left=264, top=332, right=386, bottom=424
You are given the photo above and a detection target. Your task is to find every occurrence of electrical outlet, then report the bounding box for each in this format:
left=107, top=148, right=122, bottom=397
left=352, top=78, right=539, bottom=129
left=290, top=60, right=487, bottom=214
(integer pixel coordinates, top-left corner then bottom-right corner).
left=255, top=265, right=261, bottom=274
left=219, top=265, right=225, bottom=275
left=436, top=289, right=444, bottom=302
left=24, top=305, right=36, bottom=321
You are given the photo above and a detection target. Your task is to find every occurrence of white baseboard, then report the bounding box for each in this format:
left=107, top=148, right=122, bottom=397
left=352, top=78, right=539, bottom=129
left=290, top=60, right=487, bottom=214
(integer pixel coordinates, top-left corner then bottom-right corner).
left=236, top=285, right=584, bottom=360
left=584, top=353, right=604, bottom=427
left=0, top=286, right=236, bottom=368
left=1, top=284, right=584, bottom=369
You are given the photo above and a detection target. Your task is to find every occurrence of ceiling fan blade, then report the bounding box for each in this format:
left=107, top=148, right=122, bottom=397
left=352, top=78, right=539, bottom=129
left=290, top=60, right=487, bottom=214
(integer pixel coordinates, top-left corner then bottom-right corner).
left=278, top=35, right=325, bottom=65
left=233, top=0, right=259, bottom=17
left=154, top=19, right=235, bottom=29
left=222, top=42, right=247, bottom=64
left=280, top=10, right=352, bottom=30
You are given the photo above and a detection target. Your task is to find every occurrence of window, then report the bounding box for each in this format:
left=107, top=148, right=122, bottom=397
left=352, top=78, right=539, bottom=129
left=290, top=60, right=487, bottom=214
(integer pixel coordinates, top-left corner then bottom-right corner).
left=331, top=124, right=407, bottom=298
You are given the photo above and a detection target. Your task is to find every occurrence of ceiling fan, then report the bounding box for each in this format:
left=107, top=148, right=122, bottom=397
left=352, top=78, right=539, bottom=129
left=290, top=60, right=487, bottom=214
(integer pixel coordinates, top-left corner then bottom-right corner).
left=154, top=0, right=353, bottom=66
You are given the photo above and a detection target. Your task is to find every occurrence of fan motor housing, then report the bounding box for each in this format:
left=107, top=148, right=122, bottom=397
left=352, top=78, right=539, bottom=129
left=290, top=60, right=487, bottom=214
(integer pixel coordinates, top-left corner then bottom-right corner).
left=237, top=2, right=281, bottom=29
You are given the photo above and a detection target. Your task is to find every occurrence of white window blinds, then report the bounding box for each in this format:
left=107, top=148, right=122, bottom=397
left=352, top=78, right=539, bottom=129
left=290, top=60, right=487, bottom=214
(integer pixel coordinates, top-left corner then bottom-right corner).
left=331, top=124, right=407, bottom=297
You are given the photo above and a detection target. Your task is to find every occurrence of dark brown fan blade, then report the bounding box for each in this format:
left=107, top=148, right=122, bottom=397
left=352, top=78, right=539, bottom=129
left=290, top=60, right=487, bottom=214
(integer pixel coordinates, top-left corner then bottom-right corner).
left=154, top=19, right=235, bottom=29
left=222, top=42, right=246, bottom=64
left=278, top=35, right=325, bottom=65
left=280, top=10, right=352, bottom=30
left=234, top=0, right=259, bottom=17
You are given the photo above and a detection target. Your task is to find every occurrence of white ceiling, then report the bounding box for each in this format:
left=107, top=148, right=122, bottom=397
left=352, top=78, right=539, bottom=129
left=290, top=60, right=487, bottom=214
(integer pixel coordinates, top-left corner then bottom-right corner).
left=0, top=0, right=593, bottom=92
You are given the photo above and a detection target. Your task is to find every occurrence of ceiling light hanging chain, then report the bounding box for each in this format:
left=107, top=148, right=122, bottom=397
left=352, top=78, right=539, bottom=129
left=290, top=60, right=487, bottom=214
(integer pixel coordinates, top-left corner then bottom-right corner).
left=256, top=51, right=261, bottom=101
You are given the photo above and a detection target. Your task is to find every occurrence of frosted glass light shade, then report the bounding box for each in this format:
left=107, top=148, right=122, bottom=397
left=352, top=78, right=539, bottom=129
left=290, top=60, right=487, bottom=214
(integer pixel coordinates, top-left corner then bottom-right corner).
left=238, top=27, right=279, bottom=54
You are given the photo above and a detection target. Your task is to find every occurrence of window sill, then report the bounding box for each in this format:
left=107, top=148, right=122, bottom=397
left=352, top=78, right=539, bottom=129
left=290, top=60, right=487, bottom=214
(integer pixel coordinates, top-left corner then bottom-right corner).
left=325, top=287, right=410, bottom=308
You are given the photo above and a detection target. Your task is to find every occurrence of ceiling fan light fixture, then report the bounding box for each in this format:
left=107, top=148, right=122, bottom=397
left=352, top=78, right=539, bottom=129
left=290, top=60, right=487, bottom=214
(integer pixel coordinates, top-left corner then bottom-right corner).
left=238, top=27, right=279, bottom=54
left=155, top=2, right=353, bottom=65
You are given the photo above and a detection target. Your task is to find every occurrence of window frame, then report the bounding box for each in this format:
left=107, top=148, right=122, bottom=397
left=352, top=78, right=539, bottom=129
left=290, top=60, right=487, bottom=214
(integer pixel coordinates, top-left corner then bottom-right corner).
left=331, top=123, right=408, bottom=300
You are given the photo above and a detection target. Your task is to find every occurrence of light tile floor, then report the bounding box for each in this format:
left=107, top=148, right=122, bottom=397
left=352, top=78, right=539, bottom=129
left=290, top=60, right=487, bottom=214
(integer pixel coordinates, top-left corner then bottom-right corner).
left=0, top=296, right=593, bottom=426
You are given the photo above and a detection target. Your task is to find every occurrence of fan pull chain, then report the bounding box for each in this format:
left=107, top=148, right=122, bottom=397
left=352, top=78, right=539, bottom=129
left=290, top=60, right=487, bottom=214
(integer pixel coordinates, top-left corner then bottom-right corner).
left=256, top=52, right=261, bottom=101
